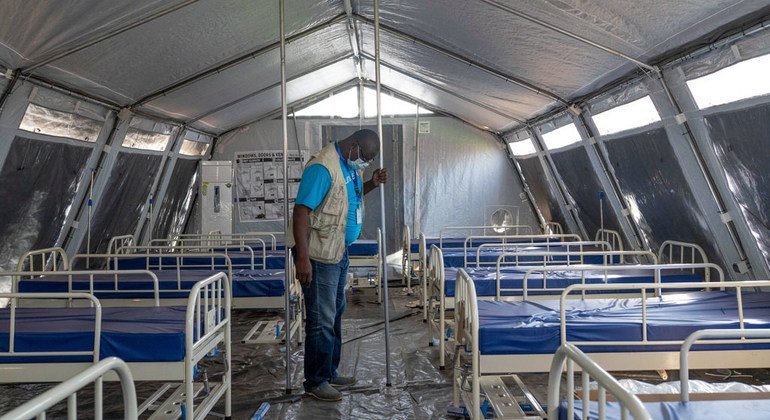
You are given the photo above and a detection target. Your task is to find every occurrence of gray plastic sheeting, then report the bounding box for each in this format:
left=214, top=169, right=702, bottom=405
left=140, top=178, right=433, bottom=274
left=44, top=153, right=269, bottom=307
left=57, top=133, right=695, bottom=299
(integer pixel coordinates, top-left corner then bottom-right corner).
left=400, top=117, right=537, bottom=238
left=516, top=156, right=570, bottom=233
left=704, top=102, right=770, bottom=269
left=0, top=137, right=91, bottom=269
left=153, top=158, right=199, bottom=239
left=603, top=127, right=725, bottom=267
left=80, top=152, right=161, bottom=256
left=550, top=146, right=621, bottom=239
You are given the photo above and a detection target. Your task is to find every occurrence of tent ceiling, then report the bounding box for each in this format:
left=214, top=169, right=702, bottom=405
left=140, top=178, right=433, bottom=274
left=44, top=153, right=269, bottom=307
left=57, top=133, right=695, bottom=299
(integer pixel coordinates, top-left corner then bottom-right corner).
left=0, top=0, right=767, bottom=134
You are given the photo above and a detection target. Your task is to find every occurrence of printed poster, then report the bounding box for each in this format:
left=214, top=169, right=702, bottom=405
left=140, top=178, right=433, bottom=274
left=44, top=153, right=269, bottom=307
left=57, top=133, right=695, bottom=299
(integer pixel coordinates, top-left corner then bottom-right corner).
left=235, top=150, right=306, bottom=221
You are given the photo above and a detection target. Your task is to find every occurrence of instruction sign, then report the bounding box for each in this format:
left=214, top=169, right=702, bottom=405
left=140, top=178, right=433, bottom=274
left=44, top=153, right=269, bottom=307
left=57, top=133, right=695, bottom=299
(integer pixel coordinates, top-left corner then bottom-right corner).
left=235, top=150, right=306, bottom=221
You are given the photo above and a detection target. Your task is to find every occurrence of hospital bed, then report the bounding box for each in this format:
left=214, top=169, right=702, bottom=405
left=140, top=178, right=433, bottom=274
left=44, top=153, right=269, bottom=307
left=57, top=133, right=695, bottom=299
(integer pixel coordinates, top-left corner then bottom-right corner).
left=550, top=329, right=770, bottom=420
left=17, top=246, right=302, bottom=345
left=426, top=246, right=663, bottom=369
left=452, top=270, right=770, bottom=419
left=0, top=271, right=232, bottom=420
left=0, top=357, right=138, bottom=420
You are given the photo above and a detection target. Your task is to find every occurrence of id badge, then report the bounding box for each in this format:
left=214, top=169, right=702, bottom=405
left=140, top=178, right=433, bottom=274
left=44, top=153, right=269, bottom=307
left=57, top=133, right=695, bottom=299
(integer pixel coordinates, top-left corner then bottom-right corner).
left=356, top=205, right=363, bottom=224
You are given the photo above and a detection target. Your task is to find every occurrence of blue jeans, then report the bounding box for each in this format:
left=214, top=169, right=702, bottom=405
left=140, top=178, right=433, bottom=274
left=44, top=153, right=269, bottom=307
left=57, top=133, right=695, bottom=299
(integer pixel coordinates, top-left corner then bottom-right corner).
left=302, top=250, right=349, bottom=390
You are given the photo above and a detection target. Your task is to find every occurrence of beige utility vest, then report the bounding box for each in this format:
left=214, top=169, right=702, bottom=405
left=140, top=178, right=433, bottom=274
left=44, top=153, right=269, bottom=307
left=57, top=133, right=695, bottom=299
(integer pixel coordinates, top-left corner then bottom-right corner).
left=287, top=143, right=361, bottom=264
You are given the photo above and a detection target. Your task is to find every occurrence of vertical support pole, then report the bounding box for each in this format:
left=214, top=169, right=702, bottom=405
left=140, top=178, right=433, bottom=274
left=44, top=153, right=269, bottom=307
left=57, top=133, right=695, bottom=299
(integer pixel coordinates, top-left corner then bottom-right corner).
left=358, top=78, right=365, bottom=128
left=374, top=0, right=393, bottom=387
left=279, top=0, right=292, bottom=394
left=412, top=106, right=420, bottom=238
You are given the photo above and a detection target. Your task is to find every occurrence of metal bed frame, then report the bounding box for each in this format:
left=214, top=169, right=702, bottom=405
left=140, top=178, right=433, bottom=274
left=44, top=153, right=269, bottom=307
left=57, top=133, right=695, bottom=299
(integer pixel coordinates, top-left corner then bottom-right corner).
left=453, top=271, right=770, bottom=418
left=545, top=221, right=564, bottom=235
left=468, top=239, right=612, bottom=268
left=0, top=357, right=138, bottom=420
left=160, top=232, right=278, bottom=251
left=0, top=272, right=232, bottom=420
left=427, top=246, right=655, bottom=370
left=549, top=328, right=770, bottom=420
left=546, top=343, right=651, bottom=420
left=595, top=228, right=624, bottom=255
left=438, top=225, right=536, bottom=248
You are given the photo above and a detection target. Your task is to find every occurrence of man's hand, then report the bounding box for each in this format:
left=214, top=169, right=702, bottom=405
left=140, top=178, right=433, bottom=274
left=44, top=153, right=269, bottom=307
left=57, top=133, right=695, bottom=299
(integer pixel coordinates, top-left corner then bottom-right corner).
left=372, top=168, right=388, bottom=187
left=364, top=168, right=387, bottom=195
left=296, top=255, right=313, bottom=286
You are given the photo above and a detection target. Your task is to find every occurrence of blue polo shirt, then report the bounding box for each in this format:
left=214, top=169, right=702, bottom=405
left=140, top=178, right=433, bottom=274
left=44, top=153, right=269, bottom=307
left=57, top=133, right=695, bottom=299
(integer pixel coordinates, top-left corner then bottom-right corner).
left=295, top=146, right=363, bottom=246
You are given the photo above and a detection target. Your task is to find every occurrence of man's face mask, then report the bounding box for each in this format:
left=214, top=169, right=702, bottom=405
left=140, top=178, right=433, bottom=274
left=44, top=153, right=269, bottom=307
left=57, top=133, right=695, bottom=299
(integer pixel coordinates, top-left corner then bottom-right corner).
left=348, top=144, right=371, bottom=170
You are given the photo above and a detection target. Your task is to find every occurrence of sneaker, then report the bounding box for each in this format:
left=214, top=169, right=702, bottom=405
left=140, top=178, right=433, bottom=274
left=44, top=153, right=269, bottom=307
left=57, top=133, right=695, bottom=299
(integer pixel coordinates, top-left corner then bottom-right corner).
left=330, top=376, right=357, bottom=388
left=306, top=383, right=342, bottom=401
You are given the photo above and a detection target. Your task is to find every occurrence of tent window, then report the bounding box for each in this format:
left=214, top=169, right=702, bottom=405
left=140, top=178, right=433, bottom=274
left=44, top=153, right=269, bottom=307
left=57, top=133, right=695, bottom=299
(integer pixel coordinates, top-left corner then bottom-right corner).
left=18, top=103, right=101, bottom=142
left=541, top=123, right=582, bottom=151
left=294, top=86, right=432, bottom=118
left=592, top=96, right=661, bottom=136
left=508, top=138, right=536, bottom=156
left=179, top=139, right=209, bottom=156
left=122, top=127, right=171, bottom=151
left=687, top=54, right=770, bottom=109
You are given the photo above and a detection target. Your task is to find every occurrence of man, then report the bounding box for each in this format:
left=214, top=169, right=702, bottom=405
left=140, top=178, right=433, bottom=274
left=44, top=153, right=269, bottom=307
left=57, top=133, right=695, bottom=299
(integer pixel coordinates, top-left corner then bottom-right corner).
left=287, top=129, right=387, bottom=401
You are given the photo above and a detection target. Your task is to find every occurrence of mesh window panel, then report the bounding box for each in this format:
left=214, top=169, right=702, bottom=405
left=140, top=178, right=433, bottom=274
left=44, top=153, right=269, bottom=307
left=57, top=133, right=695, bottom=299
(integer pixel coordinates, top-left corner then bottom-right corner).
left=83, top=152, right=161, bottom=256
left=604, top=128, right=724, bottom=266
left=154, top=159, right=199, bottom=239
left=704, top=102, right=770, bottom=268
left=550, top=147, right=622, bottom=239
left=0, top=137, right=91, bottom=268
left=517, top=156, right=569, bottom=232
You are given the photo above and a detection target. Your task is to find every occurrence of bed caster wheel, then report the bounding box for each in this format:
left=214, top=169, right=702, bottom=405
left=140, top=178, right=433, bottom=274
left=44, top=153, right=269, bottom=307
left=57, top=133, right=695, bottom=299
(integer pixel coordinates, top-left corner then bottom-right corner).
left=422, top=319, right=427, bottom=323
left=439, top=365, right=445, bottom=371
left=428, top=341, right=434, bottom=347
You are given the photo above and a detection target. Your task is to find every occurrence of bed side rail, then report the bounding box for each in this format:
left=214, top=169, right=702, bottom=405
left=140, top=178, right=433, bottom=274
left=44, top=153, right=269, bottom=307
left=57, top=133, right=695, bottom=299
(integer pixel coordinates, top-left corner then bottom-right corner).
left=107, top=235, right=135, bottom=256
left=559, top=278, right=768, bottom=348
left=0, top=357, right=138, bottom=420
left=595, top=229, right=623, bottom=252
left=680, top=328, right=770, bottom=402
left=11, top=269, right=161, bottom=306
left=545, top=221, right=564, bottom=235
left=439, top=225, right=536, bottom=247
left=185, top=272, right=231, bottom=419
left=498, top=251, right=657, bottom=299
left=0, top=292, right=102, bottom=363
left=472, top=240, right=611, bottom=267
left=16, top=247, right=70, bottom=272
left=157, top=233, right=275, bottom=251
left=462, top=233, right=582, bottom=253
left=70, top=253, right=234, bottom=293
left=547, top=343, right=651, bottom=420
left=490, top=246, right=637, bottom=270
left=117, top=244, right=259, bottom=270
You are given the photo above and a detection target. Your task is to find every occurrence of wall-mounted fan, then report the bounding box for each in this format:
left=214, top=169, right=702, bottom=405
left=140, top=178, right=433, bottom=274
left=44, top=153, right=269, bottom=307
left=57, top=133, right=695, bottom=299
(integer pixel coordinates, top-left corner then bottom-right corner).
left=490, top=208, right=514, bottom=234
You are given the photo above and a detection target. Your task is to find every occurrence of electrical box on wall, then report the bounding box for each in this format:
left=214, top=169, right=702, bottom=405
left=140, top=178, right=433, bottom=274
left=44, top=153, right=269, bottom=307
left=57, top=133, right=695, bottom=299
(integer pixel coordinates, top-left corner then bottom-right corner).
left=200, top=161, right=233, bottom=235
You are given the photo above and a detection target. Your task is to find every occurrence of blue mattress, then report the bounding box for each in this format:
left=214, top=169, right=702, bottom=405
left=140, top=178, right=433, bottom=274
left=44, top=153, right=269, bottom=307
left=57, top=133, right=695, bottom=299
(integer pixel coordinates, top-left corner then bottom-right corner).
left=560, top=399, right=770, bottom=420
left=476, top=291, right=770, bottom=355
left=116, top=250, right=286, bottom=270
left=0, top=306, right=188, bottom=363
left=443, top=267, right=705, bottom=297
left=18, top=269, right=286, bottom=298
left=440, top=246, right=615, bottom=268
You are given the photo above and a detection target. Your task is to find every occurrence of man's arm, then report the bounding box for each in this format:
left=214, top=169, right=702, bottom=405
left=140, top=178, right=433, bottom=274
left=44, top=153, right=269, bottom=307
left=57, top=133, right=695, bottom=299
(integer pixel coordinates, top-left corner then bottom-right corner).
left=364, top=168, right=388, bottom=195
left=293, top=205, right=313, bottom=286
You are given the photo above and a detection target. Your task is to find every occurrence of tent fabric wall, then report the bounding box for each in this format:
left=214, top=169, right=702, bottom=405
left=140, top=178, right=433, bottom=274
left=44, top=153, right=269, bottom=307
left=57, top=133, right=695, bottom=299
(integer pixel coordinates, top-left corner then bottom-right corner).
left=704, top=102, right=770, bottom=268
left=401, top=117, right=538, bottom=237
left=81, top=152, right=162, bottom=255
left=548, top=145, right=622, bottom=239
left=602, top=127, right=725, bottom=266
left=0, top=136, right=90, bottom=268
left=153, top=158, right=200, bottom=239
left=212, top=116, right=539, bottom=238
left=516, top=156, right=569, bottom=233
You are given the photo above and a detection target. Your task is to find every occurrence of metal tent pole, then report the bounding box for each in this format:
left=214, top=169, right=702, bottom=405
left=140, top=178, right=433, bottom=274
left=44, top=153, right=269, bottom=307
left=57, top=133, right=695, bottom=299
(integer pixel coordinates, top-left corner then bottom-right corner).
left=374, top=0, right=393, bottom=387
left=279, top=0, right=293, bottom=395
